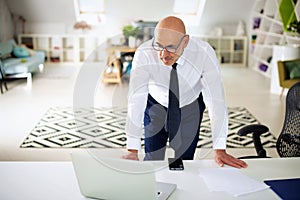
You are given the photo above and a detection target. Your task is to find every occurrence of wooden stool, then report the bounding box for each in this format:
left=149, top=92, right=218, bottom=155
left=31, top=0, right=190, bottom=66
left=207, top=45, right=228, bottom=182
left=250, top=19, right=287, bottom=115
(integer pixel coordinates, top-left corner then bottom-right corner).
left=101, top=58, right=122, bottom=84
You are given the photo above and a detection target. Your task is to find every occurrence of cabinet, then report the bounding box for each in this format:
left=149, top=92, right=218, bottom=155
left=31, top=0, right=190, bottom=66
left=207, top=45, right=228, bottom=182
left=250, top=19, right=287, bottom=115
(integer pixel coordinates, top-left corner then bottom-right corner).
left=249, top=0, right=300, bottom=78
left=18, top=34, right=106, bottom=63
left=193, top=35, right=248, bottom=67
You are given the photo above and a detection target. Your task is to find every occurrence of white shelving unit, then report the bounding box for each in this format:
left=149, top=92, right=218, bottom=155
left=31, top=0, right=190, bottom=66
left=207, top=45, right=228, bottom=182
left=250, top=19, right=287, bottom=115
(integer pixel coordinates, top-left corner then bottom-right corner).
left=193, top=35, right=248, bottom=67
left=249, top=0, right=300, bottom=78
left=18, top=34, right=106, bottom=63
left=61, top=36, right=75, bottom=62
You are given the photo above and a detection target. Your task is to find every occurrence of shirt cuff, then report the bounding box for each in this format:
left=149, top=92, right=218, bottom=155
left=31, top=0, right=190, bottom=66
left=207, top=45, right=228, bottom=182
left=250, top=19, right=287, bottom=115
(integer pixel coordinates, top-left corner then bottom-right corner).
left=213, top=138, right=227, bottom=149
left=126, top=136, right=142, bottom=151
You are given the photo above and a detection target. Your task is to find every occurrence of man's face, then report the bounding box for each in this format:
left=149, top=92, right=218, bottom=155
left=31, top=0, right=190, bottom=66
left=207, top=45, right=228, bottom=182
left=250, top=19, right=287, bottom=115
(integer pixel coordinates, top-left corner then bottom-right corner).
left=152, top=29, right=188, bottom=66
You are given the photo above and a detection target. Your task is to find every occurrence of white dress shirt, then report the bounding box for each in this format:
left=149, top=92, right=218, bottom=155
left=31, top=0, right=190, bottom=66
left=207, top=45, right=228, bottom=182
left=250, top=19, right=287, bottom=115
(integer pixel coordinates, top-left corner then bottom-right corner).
left=125, top=37, right=228, bottom=151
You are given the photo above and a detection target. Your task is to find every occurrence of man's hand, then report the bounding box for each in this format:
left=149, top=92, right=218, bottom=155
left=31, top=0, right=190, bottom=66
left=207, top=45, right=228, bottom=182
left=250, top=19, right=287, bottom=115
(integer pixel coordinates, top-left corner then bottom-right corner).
left=122, top=149, right=139, bottom=161
left=214, top=149, right=247, bottom=169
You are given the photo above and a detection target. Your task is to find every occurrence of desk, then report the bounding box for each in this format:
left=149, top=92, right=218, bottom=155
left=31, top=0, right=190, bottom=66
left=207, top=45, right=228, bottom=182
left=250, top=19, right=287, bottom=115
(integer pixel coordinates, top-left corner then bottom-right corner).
left=101, top=46, right=136, bottom=84
left=106, top=46, right=137, bottom=54
left=0, top=158, right=299, bottom=200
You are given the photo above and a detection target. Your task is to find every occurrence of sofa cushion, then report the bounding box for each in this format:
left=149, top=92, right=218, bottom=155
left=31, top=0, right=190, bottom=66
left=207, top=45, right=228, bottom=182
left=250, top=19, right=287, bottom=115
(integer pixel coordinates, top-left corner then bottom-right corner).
left=285, top=61, right=300, bottom=79
left=13, top=46, right=30, bottom=58
left=3, top=51, right=45, bottom=74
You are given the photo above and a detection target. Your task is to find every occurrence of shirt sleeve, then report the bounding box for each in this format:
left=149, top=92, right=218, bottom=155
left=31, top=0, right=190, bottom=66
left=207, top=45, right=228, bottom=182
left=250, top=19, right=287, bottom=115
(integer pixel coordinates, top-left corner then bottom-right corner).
left=201, top=44, right=228, bottom=149
left=125, top=49, right=150, bottom=151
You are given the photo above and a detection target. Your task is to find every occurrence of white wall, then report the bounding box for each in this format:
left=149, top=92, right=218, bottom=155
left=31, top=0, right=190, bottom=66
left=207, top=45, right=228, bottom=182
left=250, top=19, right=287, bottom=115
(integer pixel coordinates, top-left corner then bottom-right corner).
left=6, top=0, right=76, bottom=35
left=26, top=23, right=67, bottom=34
left=102, top=0, right=174, bottom=37
left=5, top=0, right=254, bottom=38
left=190, top=0, right=254, bottom=35
left=102, top=0, right=254, bottom=37
left=0, top=0, right=15, bottom=42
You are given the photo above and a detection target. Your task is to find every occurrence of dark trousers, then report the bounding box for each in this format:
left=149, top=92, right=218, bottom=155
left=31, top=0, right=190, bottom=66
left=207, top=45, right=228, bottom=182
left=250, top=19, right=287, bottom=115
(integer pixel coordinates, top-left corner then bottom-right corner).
left=144, top=93, right=205, bottom=160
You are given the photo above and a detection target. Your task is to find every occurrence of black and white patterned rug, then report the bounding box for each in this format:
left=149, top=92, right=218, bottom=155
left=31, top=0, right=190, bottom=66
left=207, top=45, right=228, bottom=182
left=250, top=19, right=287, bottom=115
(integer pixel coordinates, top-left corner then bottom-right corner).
left=20, top=107, right=277, bottom=148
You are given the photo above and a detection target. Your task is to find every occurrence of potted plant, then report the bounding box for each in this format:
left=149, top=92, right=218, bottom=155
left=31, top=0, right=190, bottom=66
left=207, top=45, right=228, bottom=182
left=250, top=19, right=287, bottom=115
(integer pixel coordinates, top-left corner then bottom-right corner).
left=122, top=25, right=139, bottom=47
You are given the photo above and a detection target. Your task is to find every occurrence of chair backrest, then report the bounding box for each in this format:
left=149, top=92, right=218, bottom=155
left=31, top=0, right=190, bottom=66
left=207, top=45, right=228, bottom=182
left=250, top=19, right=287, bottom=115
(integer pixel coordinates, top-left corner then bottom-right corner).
left=277, top=59, right=300, bottom=89
left=0, top=39, right=16, bottom=58
left=276, top=82, right=300, bottom=157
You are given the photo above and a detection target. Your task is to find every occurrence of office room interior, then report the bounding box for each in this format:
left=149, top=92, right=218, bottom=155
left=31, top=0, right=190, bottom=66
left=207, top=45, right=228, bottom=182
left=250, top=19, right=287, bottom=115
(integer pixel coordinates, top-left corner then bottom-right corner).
left=0, top=0, right=299, bottom=163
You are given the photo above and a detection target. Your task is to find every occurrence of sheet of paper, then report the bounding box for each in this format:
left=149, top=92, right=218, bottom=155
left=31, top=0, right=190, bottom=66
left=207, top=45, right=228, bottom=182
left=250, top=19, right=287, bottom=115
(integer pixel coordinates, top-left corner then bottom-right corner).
left=199, top=168, right=270, bottom=197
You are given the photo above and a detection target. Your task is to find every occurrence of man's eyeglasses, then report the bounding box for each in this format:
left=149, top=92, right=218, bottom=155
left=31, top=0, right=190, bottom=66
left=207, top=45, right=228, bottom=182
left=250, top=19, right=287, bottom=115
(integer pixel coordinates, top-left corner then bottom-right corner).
left=152, top=35, right=187, bottom=53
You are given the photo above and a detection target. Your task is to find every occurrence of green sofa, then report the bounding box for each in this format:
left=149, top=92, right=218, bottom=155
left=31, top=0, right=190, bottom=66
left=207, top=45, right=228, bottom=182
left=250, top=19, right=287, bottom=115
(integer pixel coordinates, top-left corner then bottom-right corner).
left=277, top=59, right=300, bottom=97
left=0, top=39, right=45, bottom=90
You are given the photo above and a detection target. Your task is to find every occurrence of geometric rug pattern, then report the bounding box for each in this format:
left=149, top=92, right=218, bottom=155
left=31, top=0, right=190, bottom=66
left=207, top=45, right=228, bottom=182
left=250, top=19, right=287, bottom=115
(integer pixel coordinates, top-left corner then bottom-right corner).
left=20, top=107, right=277, bottom=148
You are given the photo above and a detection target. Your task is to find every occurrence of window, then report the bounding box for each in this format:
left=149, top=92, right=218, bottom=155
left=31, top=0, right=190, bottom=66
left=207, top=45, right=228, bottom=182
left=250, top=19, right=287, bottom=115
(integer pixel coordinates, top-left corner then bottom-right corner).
left=173, top=0, right=206, bottom=26
left=78, top=0, right=104, bottom=13
left=74, top=0, right=105, bottom=25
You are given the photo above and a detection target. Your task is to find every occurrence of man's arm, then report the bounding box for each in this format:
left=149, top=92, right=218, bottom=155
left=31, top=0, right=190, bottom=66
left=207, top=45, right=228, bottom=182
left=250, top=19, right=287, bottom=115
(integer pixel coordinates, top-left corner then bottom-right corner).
left=123, top=46, right=151, bottom=160
left=201, top=44, right=247, bottom=168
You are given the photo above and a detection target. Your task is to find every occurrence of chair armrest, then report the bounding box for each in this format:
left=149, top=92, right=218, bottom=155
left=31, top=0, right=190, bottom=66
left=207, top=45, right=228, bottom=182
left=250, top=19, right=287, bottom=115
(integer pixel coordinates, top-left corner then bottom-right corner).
left=237, top=124, right=269, bottom=136
left=237, top=124, right=269, bottom=158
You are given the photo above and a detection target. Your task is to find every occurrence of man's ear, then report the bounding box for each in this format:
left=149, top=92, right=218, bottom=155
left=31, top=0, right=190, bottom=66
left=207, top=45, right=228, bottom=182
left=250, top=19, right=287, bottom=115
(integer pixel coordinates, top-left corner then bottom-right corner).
left=183, top=35, right=189, bottom=48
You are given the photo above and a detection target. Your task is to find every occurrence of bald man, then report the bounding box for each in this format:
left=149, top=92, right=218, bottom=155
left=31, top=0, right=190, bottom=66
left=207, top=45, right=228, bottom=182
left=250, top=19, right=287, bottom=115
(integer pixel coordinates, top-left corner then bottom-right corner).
left=123, top=16, right=247, bottom=169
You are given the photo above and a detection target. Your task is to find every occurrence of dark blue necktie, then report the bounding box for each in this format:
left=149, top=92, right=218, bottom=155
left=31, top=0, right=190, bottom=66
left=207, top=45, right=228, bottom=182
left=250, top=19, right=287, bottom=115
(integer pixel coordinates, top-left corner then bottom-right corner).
left=166, top=63, right=181, bottom=149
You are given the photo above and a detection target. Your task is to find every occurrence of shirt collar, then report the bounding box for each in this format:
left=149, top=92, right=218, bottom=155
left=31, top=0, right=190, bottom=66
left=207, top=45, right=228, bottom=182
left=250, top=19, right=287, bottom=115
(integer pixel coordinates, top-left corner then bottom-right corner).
left=176, top=53, right=186, bottom=66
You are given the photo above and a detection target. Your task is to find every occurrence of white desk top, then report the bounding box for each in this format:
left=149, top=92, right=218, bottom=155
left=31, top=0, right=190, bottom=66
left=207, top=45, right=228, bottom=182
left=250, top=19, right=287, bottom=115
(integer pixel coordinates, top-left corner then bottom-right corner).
left=0, top=158, right=299, bottom=200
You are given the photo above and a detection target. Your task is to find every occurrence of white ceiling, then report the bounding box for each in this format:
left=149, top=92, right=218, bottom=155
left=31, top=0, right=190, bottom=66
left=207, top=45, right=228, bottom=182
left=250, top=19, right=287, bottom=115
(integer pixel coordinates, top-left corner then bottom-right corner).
left=6, top=0, right=76, bottom=23
left=5, top=0, right=254, bottom=36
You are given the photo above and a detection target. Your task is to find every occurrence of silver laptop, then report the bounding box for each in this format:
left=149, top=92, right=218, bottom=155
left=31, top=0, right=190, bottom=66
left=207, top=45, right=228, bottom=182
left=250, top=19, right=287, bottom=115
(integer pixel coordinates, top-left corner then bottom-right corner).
left=71, top=150, right=176, bottom=200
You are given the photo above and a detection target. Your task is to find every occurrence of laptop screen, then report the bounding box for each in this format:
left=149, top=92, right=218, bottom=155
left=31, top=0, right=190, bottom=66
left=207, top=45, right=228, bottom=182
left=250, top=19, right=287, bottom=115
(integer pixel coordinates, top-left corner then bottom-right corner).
left=71, top=150, right=176, bottom=200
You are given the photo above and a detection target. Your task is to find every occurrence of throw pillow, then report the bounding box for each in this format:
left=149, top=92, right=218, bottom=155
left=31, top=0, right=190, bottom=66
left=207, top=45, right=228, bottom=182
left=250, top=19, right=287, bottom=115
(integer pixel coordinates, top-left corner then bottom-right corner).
left=285, top=61, right=300, bottom=79
left=13, top=46, right=30, bottom=58
left=20, top=44, right=36, bottom=56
